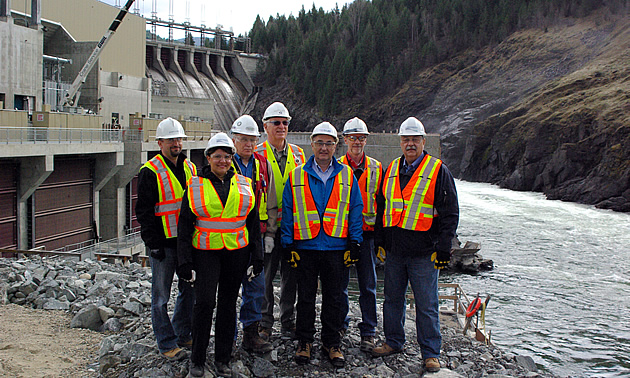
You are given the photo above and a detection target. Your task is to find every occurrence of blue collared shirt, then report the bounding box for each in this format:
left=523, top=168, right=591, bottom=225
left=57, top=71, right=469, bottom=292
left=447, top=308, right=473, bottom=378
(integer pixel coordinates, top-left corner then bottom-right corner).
left=313, top=159, right=334, bottom=183
left=402, top=152, right=426, bottom=174
left=234, top=153, right=254, bottom=179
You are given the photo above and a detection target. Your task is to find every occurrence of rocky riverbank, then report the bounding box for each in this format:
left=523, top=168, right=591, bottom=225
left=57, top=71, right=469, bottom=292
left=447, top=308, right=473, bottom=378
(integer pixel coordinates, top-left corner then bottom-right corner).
left=0, top=255, right=557, bottom=377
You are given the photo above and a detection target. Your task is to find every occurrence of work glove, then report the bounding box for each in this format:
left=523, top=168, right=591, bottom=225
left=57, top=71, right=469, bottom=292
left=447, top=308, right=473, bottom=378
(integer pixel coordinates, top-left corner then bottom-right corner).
left=246, top=259, right=264, bottom=281
left=376, top=246, right=386, bottom=263
left=264, top=235, right=275, bottom=254
left=344, top=242, right=361, bottom=267
left=177, top=263, right=196, bottom=283
left=283, top=245, right=300, bottom=268
left=149, top=247, right=165, bottom=261
left=431, top=250, right=451, bottom=270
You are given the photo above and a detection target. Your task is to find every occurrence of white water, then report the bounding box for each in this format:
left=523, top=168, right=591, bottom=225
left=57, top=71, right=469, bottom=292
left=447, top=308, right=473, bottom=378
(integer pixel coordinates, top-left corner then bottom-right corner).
left=446, top=180, right=630, bottom=377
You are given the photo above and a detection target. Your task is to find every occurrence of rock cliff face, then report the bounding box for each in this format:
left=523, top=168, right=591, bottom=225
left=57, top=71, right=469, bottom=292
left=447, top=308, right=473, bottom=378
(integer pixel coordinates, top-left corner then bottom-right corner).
left=253, top=9, right=630, bottom=211
left=458, top=13, right=630, bottom=211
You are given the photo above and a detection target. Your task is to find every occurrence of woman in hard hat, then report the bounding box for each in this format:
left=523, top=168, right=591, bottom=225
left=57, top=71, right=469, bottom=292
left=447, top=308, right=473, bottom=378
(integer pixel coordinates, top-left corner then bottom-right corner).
left=177, top=132, right=263, bottom=377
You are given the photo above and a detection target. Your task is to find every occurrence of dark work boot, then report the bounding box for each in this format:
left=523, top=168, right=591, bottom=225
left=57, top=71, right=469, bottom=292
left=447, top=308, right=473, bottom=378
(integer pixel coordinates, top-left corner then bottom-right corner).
left=242, top=322, right=273, bottom=353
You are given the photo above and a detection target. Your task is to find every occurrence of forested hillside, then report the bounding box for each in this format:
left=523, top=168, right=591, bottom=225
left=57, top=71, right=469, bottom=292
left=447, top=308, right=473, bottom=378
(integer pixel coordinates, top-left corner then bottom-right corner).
left=250, top=0, right=624, bottom=114
left=248, top=1, right=629, bottom=211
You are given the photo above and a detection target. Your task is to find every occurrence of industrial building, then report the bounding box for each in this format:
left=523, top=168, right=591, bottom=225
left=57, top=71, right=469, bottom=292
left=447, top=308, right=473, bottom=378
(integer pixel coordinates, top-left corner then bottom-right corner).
left=0, top=0, right=437, bottom=256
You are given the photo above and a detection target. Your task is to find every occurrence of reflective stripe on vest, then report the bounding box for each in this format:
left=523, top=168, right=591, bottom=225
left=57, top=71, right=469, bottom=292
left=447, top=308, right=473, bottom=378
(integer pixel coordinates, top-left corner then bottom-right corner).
left=290, top=165, right=353, bottom=240
left=142, top=155, right=196, bottom=238
left=188, top=174, right=254, bottom=250
left=231, top=158, right=268, bottom=222
left=382, top=155, right=441, bottom=231
left=339, top=155, right=382, bottom=231
left=256, top=141, right=305, bottom=226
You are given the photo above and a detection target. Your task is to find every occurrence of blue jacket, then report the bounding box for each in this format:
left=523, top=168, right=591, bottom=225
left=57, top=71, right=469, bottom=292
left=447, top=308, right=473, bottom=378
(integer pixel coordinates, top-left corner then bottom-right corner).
left=282, top=155, right=363, bottom=250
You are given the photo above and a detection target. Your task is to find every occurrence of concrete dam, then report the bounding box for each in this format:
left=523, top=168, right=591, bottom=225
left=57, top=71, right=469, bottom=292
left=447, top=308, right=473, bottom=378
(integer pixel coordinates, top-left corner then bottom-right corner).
left=146, top=41, right=259, bottom=132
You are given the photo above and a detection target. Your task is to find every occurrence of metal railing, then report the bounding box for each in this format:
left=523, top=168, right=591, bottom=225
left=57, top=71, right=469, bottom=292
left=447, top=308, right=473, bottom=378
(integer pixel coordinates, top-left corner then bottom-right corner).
left=71, top=229, right=144, bottom=260
left=0, top=127, right=124, bottom=144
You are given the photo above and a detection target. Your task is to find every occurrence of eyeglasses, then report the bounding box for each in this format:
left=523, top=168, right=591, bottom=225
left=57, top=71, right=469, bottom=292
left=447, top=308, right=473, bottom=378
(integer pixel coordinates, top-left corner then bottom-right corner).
left=268, top=120, right=289, bottom=126
left=235, top=136, right=258, bottom=144
left=401, top=136, right=424, bottom=144
left=162, top=137, right=183, bottom=143
left=313, top=141, right=336, bottom=148
left=209, top=154, right=233, bottom=161
left=346, top=135, right=367, bottom=142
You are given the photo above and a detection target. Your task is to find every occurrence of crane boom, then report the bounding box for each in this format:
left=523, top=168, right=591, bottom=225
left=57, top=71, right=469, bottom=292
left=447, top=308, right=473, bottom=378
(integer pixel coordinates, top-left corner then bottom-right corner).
left=63, top=0, right=136, bottom=107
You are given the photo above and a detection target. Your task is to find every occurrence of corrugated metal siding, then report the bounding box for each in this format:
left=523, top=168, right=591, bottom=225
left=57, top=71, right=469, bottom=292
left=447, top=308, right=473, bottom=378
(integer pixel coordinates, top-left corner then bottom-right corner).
left=0, top=160, right=18, bottom=251
left=34, top=158, right=94, bottom=250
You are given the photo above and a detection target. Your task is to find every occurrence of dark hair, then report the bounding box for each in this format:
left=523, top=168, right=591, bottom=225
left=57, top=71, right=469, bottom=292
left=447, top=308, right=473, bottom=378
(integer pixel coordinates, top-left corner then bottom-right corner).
left=206, top=147, right=233, bottom=157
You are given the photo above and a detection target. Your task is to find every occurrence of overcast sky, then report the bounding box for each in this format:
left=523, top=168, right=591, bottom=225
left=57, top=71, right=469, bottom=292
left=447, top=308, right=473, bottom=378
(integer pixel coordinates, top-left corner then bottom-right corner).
left=100, top=0, right=350, bottom=37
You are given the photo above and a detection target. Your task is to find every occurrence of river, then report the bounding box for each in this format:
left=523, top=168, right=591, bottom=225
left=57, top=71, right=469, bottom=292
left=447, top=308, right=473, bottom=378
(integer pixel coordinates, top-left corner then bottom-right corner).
left=444, top=180, right=630, bottom=377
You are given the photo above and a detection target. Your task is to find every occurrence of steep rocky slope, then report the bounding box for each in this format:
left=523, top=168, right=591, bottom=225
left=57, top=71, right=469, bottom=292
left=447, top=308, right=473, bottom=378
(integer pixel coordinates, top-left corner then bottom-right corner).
left=253, top=9, right=629, bottom=211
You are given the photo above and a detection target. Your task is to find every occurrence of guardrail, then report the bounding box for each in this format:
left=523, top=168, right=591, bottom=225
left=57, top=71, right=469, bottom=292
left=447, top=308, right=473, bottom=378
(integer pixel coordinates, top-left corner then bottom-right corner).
left=0, top=127, right=124, bottom=144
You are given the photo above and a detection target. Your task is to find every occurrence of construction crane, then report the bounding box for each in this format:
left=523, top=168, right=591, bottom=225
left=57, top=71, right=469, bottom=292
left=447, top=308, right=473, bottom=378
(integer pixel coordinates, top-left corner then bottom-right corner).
left=63, top=0, right=136, bottom=107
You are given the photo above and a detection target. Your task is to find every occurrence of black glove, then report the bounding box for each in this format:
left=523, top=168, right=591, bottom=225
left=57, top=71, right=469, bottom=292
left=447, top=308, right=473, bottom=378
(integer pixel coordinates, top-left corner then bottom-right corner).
left=344, top=242, right=360, bottom=267
left=176, top=263, right=194, bottom=281
left=432, top=250, right=451, bottom=270
left=149, top=247, right=165, bottom=261
left=252, top=259, right=264, bottom=276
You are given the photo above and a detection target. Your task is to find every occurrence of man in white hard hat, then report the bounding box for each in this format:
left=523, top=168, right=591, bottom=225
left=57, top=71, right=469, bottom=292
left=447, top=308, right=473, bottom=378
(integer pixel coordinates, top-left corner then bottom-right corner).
left=281, top=122, right=363, bottom=368
left=371, top=117, right=459, bottom=374
left=230, top=115, right=276, bottom=354
left=256, top=102, right=305, bottom=340
left=136, top=117, right=196, bottom=361
left=337, top=117, right=385, bottom=353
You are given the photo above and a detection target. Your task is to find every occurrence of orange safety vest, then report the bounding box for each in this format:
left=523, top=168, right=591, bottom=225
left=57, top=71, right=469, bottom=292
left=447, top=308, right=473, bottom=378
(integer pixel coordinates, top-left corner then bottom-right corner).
left=142, top=155, right=197, bottom=238
left=382, top=155, right=442, bottom=231
left=187, top=174, right=255, bottom=250
left=339, top=155, right=382, bottom=231
left=289, top=164, right=353, bottom=240
left=256, top=140, right=305, bottom=226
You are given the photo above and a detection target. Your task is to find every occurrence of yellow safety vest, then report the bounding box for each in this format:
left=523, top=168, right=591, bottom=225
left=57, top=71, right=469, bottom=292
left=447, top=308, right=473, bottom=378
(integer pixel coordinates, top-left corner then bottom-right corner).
left=256, top=141, right=305, bottom=226
left=187, top=174, right=255, bottom=250
left=382, top=155, right=441, bottom=231
left=142, top=155, right=197, bottom=238
left=339, top=155, right=382, bottom=231
left=289, top=165, right=353, bottom=240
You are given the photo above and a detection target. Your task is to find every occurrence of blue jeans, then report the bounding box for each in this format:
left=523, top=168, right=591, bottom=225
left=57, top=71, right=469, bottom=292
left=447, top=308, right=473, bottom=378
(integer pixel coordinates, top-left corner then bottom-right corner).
left=237, top=266, right=265, bottom=330
left=382, top=252, right=441, bottom=359
left=341, top=236, right=378, bottom=336
left=149, top=246, right=194, bottom=353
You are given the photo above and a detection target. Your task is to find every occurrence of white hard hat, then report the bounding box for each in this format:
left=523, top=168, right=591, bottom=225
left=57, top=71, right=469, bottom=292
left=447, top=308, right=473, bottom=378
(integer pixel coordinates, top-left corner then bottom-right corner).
left=231, top=115, right=260, bottom=137
left=311, top=122, right=338, bottom=142
left=342, top=117, right=369, bottom=135
left=398, top=117, right=426, bottom=136
left=262, top=102, right=292, bottom=121
left=205, top=132, right=236, bottom=155
left=155, top=117, right=187, bottom=140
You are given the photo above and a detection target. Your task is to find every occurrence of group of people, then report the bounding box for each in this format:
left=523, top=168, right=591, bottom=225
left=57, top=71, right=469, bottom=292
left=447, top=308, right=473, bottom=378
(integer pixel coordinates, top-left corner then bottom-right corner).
left=136, top=102, right=459, bottom=377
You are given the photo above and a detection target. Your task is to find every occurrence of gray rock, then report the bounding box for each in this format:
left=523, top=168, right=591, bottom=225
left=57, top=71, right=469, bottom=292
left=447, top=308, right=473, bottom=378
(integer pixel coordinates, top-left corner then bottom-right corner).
left=122, top=301, right=143, bottom=315
left=375, top=364, right=396, bottom=377
left=70, top=304, right=103, bottom=331
left=119, top=341, right=156, bottom=362
left=99, top=306, right=116, bottom=322
left=18, top=280, right=38, bottom=296
left=251, top=356, right=276, bottom=377
left=101, top=318, right=122, bottom=332
left=515, top=355, right=538, bottom=372
left=43, top=298, right=70, bottom=310
left=99, top=353, right=121, bottom=374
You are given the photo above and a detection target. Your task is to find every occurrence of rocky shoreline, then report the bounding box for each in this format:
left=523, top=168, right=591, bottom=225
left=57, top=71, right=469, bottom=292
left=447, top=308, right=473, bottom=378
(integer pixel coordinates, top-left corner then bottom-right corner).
left=0, top=255, right=557, bottom=377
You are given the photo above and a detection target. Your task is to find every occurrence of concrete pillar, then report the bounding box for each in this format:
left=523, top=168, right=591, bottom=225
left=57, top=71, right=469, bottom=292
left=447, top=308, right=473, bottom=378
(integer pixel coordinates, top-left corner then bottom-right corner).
left=30, top=0, right=40, bottom=28
left=99, top=142, right=142, bottom=239
left=93, top=151, right=123, bottom=239
left=1, top=0, right=11, bottom=19
left=17, top=155, right=53, bottom=249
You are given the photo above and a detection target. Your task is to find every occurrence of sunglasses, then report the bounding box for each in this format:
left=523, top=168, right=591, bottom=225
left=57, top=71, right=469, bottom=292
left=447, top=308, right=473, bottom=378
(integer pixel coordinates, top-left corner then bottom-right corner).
left=268, top=120, right=290, bottom=126
left=346, top=135, right=367, bottom=142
